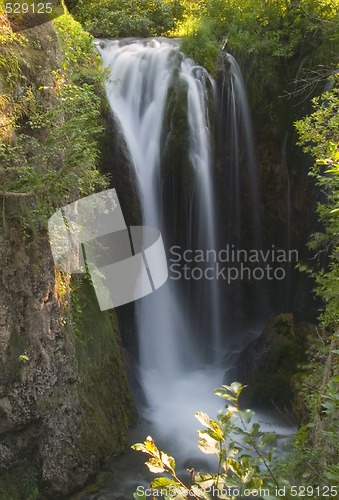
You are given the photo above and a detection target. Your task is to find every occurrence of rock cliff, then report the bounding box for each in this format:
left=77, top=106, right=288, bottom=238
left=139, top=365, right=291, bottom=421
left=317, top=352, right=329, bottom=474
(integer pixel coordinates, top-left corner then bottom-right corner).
left=0, top=13, right=135, bottom=499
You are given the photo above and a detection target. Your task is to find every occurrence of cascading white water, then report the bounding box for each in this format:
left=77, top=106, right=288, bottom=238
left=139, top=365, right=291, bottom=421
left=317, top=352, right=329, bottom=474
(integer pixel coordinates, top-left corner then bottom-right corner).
left=224, top=54, right=260, bottom=247
left=217, top=54, right=268, bottom=327
left=98, top=39, right=189, bottom=380
left=97, top=39, right=223, bottom=454
left=181, top=62, right=221, bottom=351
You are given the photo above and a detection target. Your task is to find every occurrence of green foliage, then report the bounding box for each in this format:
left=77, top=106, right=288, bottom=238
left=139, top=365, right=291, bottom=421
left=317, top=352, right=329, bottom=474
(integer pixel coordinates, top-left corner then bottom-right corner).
left=18, top=353, right=30, bottom=363
left=0, top=11, right=108, bottom=223
left=283, top=338, right=339, bottom=493
left=295, top=73, right=339, bottom=329
left=205, top=0, right=338, bottom=56
left=133, top=383, right=284, bottom=499
left=171, top=0, right=208, bottom=36
left=287, top=74, right=339, bottom=493
left=0, top=15, right=29, bottom=139
left=0, top=16, right=27, bottom=86
left=180, top=0, right=339, bottom=96
left=181, top=21, right=219, bottom=75
left=53, top=9, right=107, bottom=87
left=71, top=0, right=184, bottom=37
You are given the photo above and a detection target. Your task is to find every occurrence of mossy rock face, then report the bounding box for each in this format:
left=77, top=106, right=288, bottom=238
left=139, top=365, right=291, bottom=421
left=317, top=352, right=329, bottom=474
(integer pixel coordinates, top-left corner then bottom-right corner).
left=72, top=277, right=136, bottom=464
left=160, top=68, right=217, bottom=248
left=0, top=216, right=135, bottom=499
left=0, top=464, right=39, bottom=500
left=0, top=329, right=29, bottom=386
left=159, top=74, right=192, bottom=246
left=234, top=313, right=315, bottom=408
left=0, top=18, right=135, bottom=498
left=99, top=104, right=142, bottom=228
left=161, top=74, right=192, bottom=183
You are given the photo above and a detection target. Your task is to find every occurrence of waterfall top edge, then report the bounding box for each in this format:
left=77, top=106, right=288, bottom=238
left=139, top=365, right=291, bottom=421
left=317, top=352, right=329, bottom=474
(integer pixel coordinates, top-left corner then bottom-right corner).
left=94, top=36, right=181, bottom=49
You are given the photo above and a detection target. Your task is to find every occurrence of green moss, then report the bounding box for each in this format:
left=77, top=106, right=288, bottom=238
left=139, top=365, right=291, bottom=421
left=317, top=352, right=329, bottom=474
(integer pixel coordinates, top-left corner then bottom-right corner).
left=253, top=335, right=303, bottom=407
left=70, top=276, right=135, bottom=462
left=161, top=75, right=193, bottom=188
left=36, top=386, right=66, bottom=415
left=0, top=329, right=28, bottom=384
left=0, top=465, right=39, bottom=500
left=240, top=315, right=307, bottom=407
left=85, top=481, right=101, bottom=494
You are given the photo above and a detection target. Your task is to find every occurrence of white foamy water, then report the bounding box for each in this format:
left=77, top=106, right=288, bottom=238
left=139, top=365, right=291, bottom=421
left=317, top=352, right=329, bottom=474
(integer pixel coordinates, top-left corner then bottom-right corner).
left=97, top=38, right=222, bottom=435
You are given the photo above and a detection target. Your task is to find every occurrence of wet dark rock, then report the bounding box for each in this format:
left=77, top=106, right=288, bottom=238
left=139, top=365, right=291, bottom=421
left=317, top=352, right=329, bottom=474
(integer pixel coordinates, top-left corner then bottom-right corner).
left=233, top=313, right=316, bottom=408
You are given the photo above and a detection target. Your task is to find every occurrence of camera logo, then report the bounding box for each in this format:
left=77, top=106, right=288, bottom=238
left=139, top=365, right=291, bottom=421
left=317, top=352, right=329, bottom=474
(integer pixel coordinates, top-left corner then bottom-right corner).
left=48, top=189, right=168, bottom=310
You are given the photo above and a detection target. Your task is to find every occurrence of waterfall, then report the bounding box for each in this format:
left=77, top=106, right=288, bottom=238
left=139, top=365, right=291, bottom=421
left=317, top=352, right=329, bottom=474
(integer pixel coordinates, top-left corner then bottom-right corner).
left=218, top=54, right=260, bottom=246
left=97, top=39, right=223, bottom=456
left=216, top=53, right=267, bottom=328
left=94, top=42, right=297, bottom=485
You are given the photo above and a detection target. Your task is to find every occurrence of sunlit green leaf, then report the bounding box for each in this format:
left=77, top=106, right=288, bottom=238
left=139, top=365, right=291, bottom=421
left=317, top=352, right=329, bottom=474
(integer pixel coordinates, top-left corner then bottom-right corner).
left=195, top=411, right=212, bottom=428
left=195, top=472, right=214, bottom=488
left=160, top=452, right=176, bottom=472
left=151, top=477, right=179, bottom=489
left=243, top=409, right=255, bottom=424
left=146, top=458, right=166, bottom=473
left=197, top=430, right=220, bottom=454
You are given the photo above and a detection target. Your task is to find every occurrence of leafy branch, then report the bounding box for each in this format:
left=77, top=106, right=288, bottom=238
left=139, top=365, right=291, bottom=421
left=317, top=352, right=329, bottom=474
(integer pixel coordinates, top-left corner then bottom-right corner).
left=132, top=383, right=285, bottom=500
